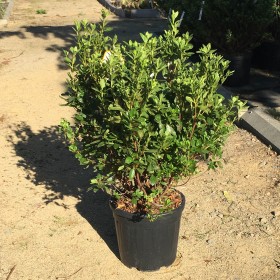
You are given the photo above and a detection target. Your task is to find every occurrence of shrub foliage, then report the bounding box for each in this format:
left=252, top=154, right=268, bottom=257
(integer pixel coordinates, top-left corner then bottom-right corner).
left=61, top=11, right=244, bottom=215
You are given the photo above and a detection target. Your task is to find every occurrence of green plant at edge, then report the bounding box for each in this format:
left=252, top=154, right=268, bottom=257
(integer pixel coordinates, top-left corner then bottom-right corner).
left=0, top=0, right=5, bottom=18
left=36, top=9, right=47, bottom=14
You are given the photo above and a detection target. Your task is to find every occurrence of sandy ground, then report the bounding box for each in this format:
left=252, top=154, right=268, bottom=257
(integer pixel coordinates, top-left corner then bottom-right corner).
left=0, top=1, right=280, bottom=279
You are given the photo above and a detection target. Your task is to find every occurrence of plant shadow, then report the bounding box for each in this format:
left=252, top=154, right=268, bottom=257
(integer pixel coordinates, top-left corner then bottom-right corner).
left=227, top=68, right=280, bottom=108
left=0, top=18, right=167, bottom=70
left=7, top=122, right=119, bottom=258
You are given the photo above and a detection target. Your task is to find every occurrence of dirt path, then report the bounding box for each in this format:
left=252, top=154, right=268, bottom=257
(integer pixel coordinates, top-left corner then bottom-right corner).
left=0, top=1, right=280, bottom=279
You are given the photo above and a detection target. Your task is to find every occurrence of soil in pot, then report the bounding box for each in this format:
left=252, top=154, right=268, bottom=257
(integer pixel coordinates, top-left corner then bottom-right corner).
left=109, top=192, right=185, bottom=271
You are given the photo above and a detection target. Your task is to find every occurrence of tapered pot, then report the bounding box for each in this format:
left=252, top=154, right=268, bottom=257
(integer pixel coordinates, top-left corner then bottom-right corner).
left=223, top=52, right=252, bottom=87
left=110, top=192, right=185, bottom=271
left=252, top=41, right=280, bottom=71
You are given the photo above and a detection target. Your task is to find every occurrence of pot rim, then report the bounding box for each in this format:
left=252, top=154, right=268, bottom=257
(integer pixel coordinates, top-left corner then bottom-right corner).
left=109, top=190, right=185, bottom=220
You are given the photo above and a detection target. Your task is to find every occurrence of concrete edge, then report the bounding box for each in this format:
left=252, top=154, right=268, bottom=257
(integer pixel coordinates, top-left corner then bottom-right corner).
left=0, top=0, right=14, bottom=27
left=218, top=86, right=280, bottom=154
left=98, top=0, right=161, bottom=18
left=98, top=0, right=125, bottom=17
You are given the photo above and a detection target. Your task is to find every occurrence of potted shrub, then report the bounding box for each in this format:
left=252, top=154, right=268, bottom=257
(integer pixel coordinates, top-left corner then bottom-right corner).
left=100, top=0, right=161, bottom=18
left=60, top=10, right=244, bottom=271
left=156, top=0, right=275, bottom=86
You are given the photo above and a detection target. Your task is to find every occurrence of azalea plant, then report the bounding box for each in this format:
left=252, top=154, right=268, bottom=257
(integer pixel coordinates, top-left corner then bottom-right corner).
left=60, top=11, right=244, bottom=217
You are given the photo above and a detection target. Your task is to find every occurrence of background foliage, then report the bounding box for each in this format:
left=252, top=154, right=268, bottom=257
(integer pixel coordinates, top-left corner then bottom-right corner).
left=155, top=0, right=275, bottom=54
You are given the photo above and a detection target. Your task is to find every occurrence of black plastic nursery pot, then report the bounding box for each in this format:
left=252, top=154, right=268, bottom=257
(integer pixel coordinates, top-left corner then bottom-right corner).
left=223, top=52, right=252, bottom=87
left=252, top=41, right=280, bottom=71
left=109, top=192, right=185, bottom=271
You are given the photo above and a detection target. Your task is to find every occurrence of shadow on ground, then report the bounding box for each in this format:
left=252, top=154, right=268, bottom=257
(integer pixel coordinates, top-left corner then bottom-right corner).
left=0, top=18, right=167, bottom=69
left=7, top=122, right=119, bottom=258
left=24, top=25, right=76, bottom=70
left=227, top=69, right=280, bottom=108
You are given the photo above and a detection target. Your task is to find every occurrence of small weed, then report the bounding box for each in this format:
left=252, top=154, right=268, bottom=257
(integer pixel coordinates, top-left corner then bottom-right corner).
left=0, top=0, right=8, bottom=19
left=36, top=9, right=47, bottom=14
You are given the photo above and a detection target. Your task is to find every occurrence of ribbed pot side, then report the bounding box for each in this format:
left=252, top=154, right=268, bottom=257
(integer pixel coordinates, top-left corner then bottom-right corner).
left=110, top=192, right=185, bottom=271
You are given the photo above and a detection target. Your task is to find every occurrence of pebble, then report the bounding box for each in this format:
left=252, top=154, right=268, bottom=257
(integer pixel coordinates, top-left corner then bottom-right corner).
left=266, top=226, right=274, bottom=234
left=251, top=137, right=257, bottom=142
left=259, top=161, right=268, bottom=167
left=209, top=211, right=216, bottom=218
left=271, top=210, right=280, bottom=217
left=259, top=217, right=267, bottom=224
left=236, top=232, right=242, bottom=238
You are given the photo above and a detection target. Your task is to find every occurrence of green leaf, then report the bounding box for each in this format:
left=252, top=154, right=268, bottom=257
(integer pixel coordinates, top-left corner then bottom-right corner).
left=155, top=114, right=161, bottom=123
left=90, top=179, right=98, bottom=184
left=97, top=141, right=105, bottom=148
left=146, top=149, right=158, bottom=153
left=185, top=96, right=193, bottom=103
left=108, top=116, right=121, bottom=123
left=165, top=124, right=175, bottom=136
left=147, top=163, right=154, bottom=173
left=100, top=79, right=106, bottom=89
left=125, top=157, right=133, bottom=164
left=64, top=57, right=71, bottom=64
left=135, top=189, right=143, bottom=198
left=137, top=130, right=144, bottom=138
left=131, top=197, right=137, bottom=205
left=108, top=104, right=123, bottom=111
left=150, top=175, right=157, bottom=185
left=69, top=144, right=77, bottom=152
left=129, top=168, right=135, bottom=180
left=223, top=190, right=233, bottom=203
left=118, top=165, right=124, bottom=171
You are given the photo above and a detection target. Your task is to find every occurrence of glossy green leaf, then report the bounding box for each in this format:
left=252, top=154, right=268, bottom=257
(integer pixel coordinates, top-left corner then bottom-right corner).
left=129, top=168, right=135, bottom=180
left=150, top=175, right=157, bottom=185
left=125, top=157, right=133, bottom=164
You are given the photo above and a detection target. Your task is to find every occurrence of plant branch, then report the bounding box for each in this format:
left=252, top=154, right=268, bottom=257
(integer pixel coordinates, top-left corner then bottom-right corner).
left=136, top=172, right=147, bottom=196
